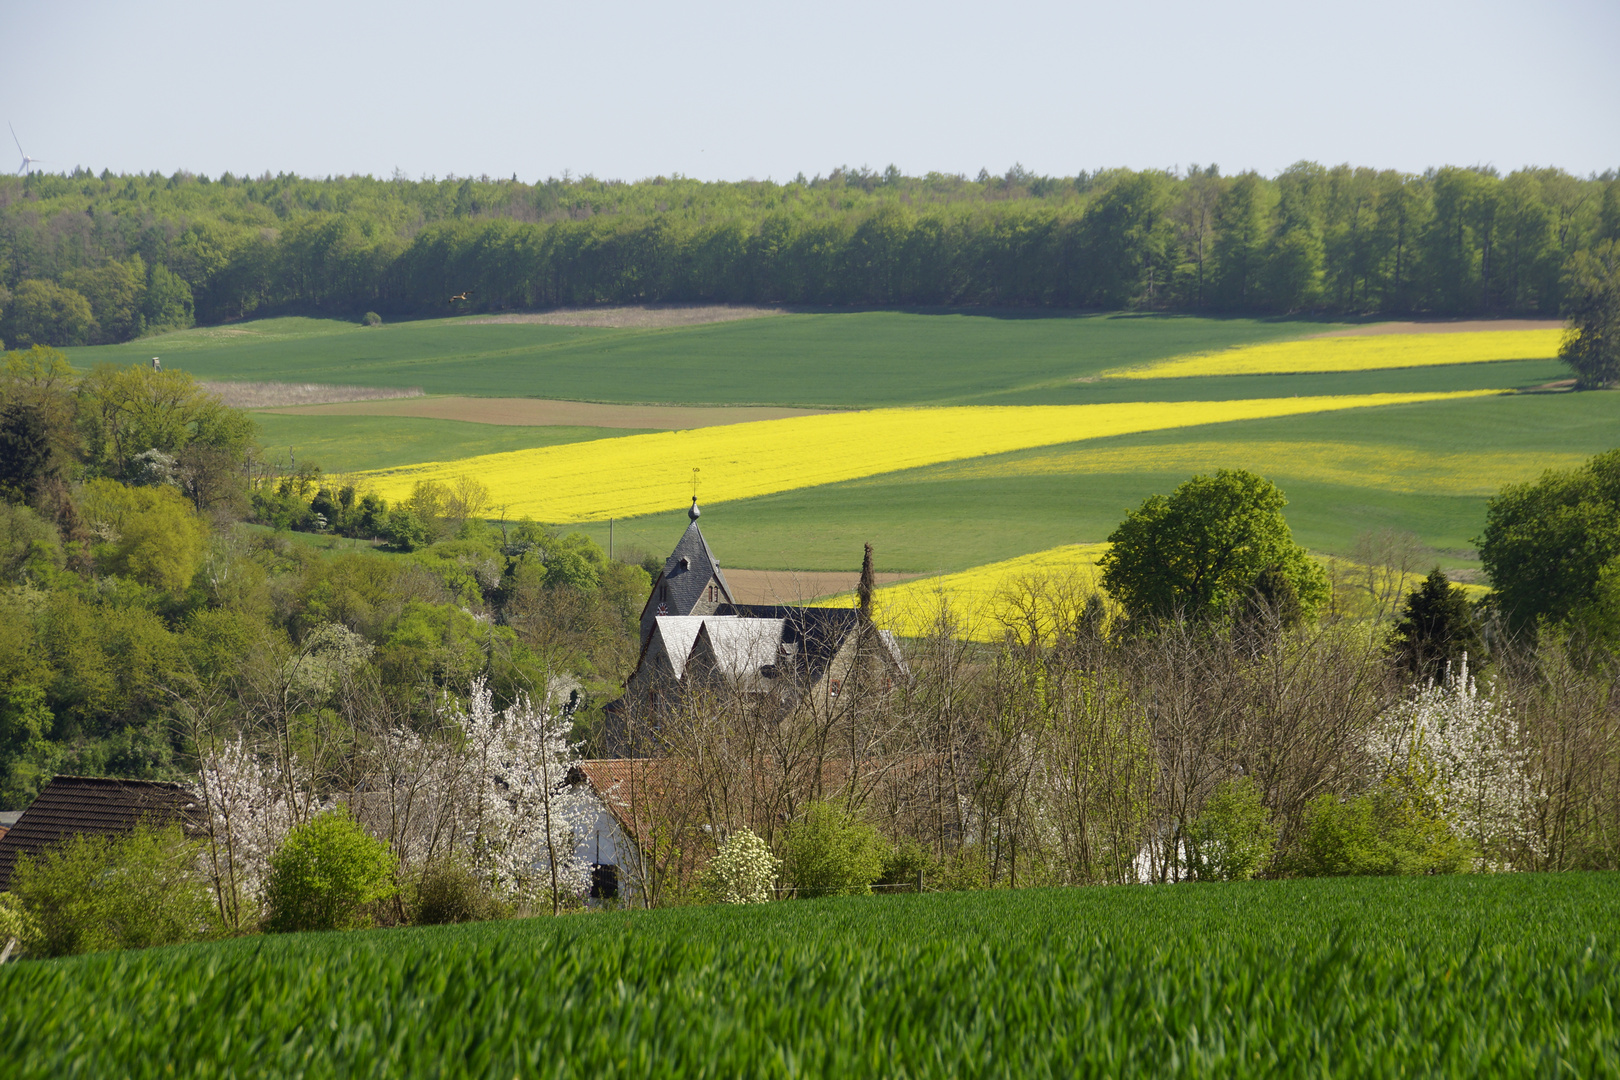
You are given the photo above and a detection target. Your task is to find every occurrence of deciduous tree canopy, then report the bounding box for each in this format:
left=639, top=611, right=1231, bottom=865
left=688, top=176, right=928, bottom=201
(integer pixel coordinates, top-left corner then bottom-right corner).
left=0, top=164, right=1614, bottom=344
left=1479, top=448, right=1620, bottom=635
left=1100, top=469, right=1329, bottom=625
left=1559, top=241, right=1620, bottom=389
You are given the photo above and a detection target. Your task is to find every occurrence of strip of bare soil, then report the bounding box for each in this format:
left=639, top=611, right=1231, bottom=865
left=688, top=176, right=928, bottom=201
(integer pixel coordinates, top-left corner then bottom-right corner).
left=258, top=396, right=831, bottom=429
left=1307, top=319, right=1563, bottom=338
left=722, top=568, right=919, bottom=605
left=203, top=382, right=425, bottom=408
left=463, top=304, right=785, bottom=329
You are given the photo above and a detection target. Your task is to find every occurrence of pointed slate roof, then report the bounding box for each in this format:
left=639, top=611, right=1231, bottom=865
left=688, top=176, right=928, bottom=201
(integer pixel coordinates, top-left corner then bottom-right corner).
left=647, top=516, right=735, bottom=618
left=648, top=616, right=713, bottom=680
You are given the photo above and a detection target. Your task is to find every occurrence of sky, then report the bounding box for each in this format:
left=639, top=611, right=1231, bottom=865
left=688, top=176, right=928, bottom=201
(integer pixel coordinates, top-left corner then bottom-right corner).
left=3, top=0, right=1616, bottom=184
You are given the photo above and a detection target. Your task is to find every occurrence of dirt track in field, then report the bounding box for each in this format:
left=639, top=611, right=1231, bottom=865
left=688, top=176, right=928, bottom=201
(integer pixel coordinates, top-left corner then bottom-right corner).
left=258, top=396, right=832, bottom=429
left=1308, top=319, right=1563, bottom=338
left=721, top=568, right=921, bottom=605
left=463, top=305, right=785, bottom=329
left=204, top=382, right=425, bottom=408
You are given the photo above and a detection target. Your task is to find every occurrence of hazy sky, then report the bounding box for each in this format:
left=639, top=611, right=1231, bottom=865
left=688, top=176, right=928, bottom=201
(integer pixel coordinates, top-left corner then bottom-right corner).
left=4, top=0, right=1615, bottom=183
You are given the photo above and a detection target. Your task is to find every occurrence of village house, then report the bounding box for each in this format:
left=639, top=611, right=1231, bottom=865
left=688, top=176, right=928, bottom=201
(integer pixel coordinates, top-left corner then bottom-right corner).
left=0, top=776, right=201, bottom=892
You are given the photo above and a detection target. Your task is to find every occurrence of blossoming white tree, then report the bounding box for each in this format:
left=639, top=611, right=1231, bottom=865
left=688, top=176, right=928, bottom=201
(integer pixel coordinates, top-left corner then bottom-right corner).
left=451, top=678, right=596, bottom=914
left=193, top=737, right=321, bottom=929
left=1367, top=656, right=1537, bottom=867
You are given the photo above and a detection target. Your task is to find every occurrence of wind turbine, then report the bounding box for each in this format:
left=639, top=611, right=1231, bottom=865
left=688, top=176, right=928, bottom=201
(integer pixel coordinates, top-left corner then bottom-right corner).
left=10, top=123, right=43, bottom=175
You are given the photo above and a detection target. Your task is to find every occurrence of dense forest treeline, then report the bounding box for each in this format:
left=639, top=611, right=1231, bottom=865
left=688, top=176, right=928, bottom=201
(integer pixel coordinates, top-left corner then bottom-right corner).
left=2, top=162, right=1618, bottom=345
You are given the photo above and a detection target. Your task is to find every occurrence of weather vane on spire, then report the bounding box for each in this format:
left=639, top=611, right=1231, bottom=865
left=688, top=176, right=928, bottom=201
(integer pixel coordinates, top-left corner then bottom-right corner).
left=689, top=468, right=702, bottom=521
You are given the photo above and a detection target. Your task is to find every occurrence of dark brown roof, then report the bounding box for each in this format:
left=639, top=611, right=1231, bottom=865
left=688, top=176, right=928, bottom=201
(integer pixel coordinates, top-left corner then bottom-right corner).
left=0, top=775, right=201, bottom=892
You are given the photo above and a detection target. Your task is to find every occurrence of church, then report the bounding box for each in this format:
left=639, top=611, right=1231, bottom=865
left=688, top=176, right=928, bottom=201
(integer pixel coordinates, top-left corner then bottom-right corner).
left=605, top=498, right=905, bottom=736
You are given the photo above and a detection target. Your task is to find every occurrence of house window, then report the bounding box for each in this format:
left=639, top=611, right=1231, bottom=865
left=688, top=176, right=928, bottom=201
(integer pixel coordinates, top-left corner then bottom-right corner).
left=829, top=679, right=842, bottom=698
left=590, top=864, right=619, bottom=900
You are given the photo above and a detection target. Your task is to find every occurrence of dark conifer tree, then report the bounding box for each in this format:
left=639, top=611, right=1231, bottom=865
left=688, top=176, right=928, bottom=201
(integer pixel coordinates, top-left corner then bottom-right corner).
left=1389, top=567, right=1485, bottom=681
left=0, top=404, right=53, bottom=504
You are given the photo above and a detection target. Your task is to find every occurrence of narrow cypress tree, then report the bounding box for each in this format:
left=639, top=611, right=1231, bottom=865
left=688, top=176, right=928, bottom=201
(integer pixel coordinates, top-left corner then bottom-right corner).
left=1389, top=568, right=1485, bottom=681
left=0, top=404, right=53, bottom=504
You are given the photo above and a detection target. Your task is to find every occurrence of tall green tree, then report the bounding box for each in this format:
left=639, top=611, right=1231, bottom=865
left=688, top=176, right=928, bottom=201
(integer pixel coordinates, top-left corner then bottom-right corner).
left=1210, top=173, right=1272, bottom=308
left=1559, top=241, right=1620, bottom=389
left=62, top=257, right=147, bottom=344
left=1478, top=448, right=1620, bottom=633
left=1099, top=469, right=1329, bottom=625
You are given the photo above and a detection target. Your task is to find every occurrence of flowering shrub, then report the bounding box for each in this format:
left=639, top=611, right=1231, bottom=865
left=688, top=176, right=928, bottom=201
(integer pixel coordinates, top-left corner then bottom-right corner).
left=1368, top=656, right=1536, bottom=868
left=0, top=891, right=40, bottom=955
left=704, top=829, right=781, bottom=904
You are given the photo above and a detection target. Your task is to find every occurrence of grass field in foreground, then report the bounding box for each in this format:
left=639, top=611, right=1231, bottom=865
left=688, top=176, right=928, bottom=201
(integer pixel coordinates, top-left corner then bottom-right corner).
left=3, top=874, right=1614, bottom=1078
left=1109, top=329, right=1562, bottom=379
left=66, top=311, right=1337, bottom=408
left=360, top=392, right=1498, bottom=522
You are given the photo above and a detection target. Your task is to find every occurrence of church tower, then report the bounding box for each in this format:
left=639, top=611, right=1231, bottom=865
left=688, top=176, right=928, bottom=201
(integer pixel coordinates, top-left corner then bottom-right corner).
left=637, top=498, right=736, bottom=650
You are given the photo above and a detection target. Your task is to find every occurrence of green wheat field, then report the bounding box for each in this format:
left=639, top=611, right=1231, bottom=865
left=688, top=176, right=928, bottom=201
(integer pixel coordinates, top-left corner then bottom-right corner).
left=1, top=875, right=1615, bottom=1078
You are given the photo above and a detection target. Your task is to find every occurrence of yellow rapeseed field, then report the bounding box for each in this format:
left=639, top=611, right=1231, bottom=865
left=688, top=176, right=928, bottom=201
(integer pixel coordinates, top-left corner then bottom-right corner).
left=818, top=544, right=1490, bottom=642
left=361, top=391, right=1502, bottom=522
left=929, top=440, right=1587, bottom=496
left=1105, top=329, right=1560, bottom=379
left=814, top=544, right=1110, bottom=643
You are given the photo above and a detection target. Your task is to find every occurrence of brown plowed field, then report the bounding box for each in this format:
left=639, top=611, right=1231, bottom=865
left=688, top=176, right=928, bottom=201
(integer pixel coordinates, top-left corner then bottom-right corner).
left=259, top=397, right=832, bottom=428
left=722, top=568, right=919, bottom=605
left=463, top=304, right=784, bottom=329
left=1308, top=319, right=1563, bottom=338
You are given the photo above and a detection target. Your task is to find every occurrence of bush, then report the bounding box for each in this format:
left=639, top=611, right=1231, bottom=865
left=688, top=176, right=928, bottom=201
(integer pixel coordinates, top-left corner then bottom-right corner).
left=782, top=802, right=887, bottom=898
left=0, top=891, right=39, bottom=953
left=875, top=836, right=932, bottom=892
left=8, top=824, right=218, bottom=957
left=383, top=508, right=431, bottom=552
left=1187, top=776, right=1276, bottom=881
left=263, top=811, right=397, bottom=933
left=703, top=828, right=782, bottom=904
left=362, top=311, right=382, bottom=327
left=1289, top=775, right=1472, bottom=878
left=413, top=858, right=506, bottom=925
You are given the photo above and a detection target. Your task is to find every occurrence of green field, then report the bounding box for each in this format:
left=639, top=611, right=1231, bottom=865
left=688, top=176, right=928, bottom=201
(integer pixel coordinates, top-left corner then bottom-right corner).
left=252, top=414, right=651, bottom=473
left=69, top=312, right=1354, bottom=408
left=59, top=311, right=1610, bottom=574
left=2, top=875, right=1614, bottom=1078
